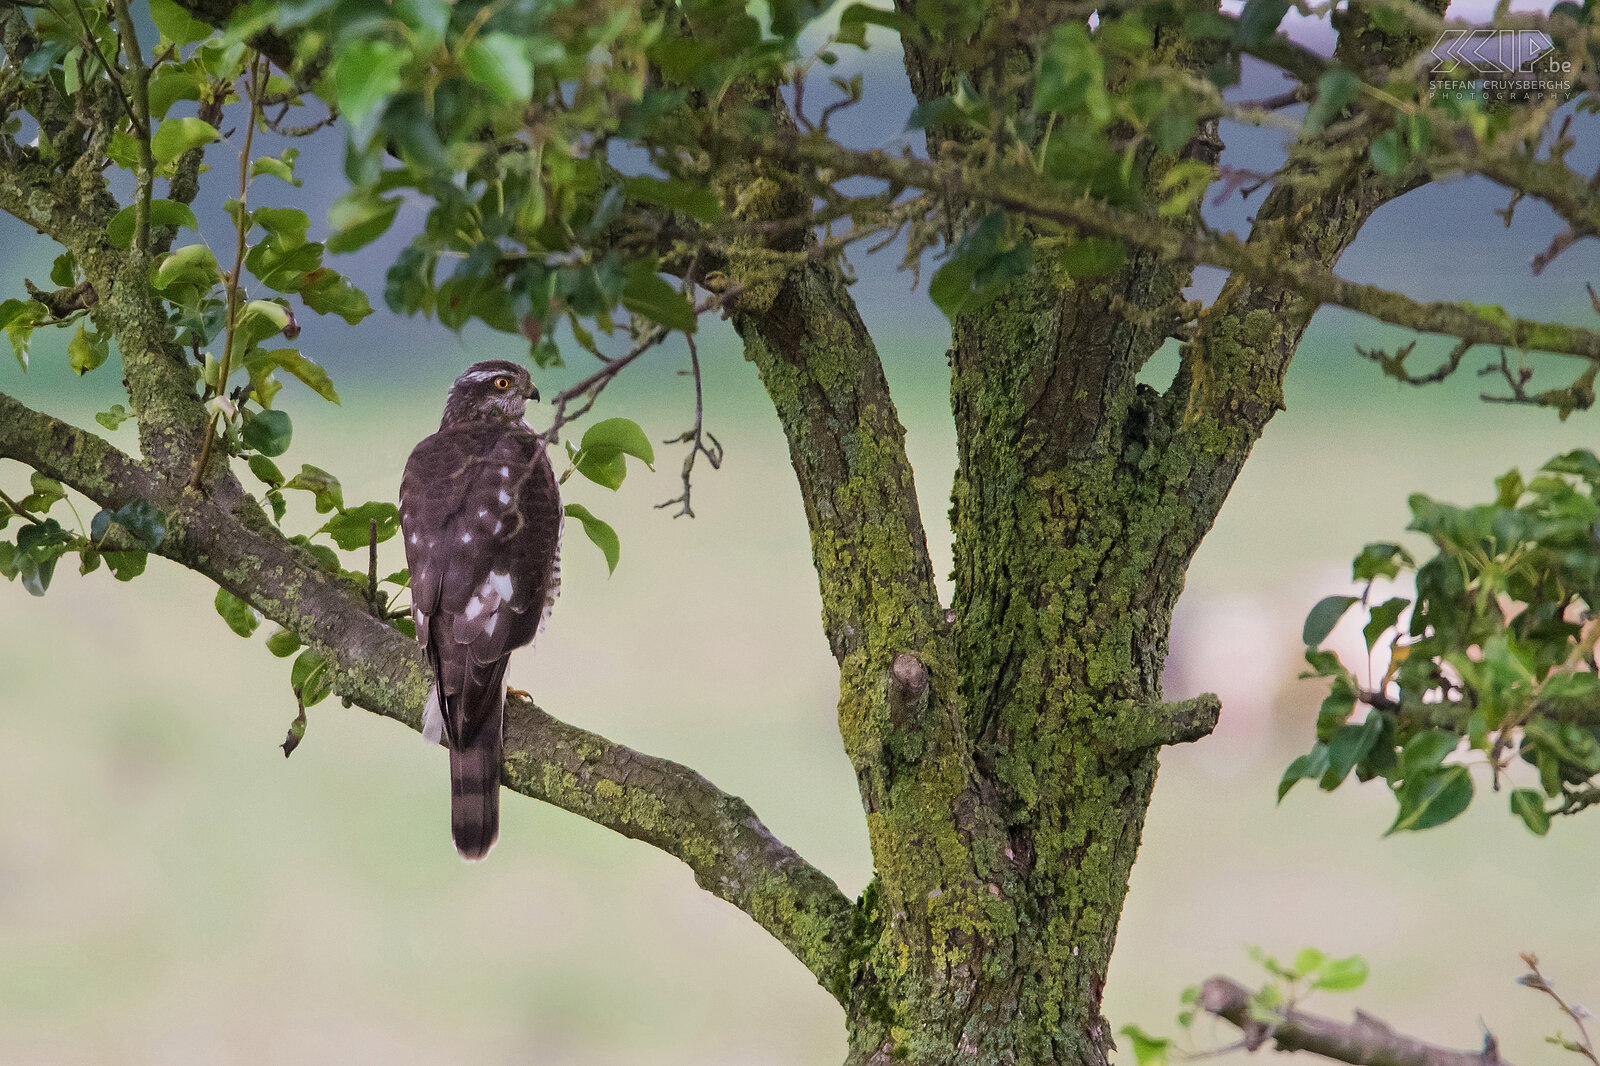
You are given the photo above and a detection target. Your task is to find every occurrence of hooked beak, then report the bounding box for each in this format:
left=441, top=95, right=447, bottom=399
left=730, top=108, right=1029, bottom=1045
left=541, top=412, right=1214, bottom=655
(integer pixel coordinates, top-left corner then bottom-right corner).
left=526, top=383, right=540, bottom=402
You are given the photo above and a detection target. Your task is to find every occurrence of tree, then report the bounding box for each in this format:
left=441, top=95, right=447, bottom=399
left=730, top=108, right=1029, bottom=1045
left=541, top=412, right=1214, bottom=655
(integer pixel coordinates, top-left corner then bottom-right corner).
left=2, top=0, right=1598, bottom=1063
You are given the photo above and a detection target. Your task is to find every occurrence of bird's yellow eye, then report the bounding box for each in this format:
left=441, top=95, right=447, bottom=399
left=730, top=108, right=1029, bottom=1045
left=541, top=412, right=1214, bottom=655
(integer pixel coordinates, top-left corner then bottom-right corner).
left=493, top=376, right=512, bottom=391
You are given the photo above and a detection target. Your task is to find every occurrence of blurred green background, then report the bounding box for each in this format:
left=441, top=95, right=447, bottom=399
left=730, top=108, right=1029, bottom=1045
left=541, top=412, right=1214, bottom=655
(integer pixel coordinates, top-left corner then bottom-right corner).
left=4, top=40, right=1600, bottom=1066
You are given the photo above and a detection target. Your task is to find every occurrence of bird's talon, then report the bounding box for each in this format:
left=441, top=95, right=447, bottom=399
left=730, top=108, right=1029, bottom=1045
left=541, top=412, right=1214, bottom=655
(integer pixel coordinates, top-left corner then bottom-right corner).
left=506, top=687, right=532, bottom=701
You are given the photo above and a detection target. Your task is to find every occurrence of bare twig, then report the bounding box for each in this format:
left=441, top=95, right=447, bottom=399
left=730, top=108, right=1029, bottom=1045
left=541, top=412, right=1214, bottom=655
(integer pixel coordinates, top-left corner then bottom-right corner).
left=656, top=330, right=723, bottom=518
left=1519, top=954, right=1598, bottom=1066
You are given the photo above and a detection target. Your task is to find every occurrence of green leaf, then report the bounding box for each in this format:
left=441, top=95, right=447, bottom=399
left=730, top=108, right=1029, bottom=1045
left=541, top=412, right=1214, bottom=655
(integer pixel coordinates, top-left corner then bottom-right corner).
left=1388, top=765, right=1473, bottom=834
left=1118, top=1025, right=1170, bottom=1066
left=90, top=499, right=167, bottom=549
left=250, top=148, right=302, bottom=186
left=50, top=252, right=75, bottom=288
left=241, top=408, right=293, bottom=457
left=1352, top=542, right=1412, bottom=581
left=461, top=32, right=533, bottom=104
left=621, top=176, right=722, bottom=224
left=291, top=648, right=334, bottom=707
left=95, top=404, right=132, bottom=431
left=155, top=243, right=221, bottom=291
left=1303, top=68, right=1359, bottom=136
left=248, top=454, right=285, bottom=488
left=109, top=199, right=200, bottom=249
left=1303, top=595, right=1357, bottom=646
left=103, top=550, right=148, bottom=581
left=929, top=211, right=1034, bottom=319
left=621, top=264, right=696, bottom=332
left=564, top=502, right=620, bottom=574
left=1370, top=129, right=1405, bottom=177
left=319, top=501, right=400, bottom=550
left=149, top=0, right=214, bottom=44
left=0, top=299, right=46, bottom=369
left=1292, top=947, right=1327, bottom=978
left=151, top=117, right=221, bottom=167
left=1321, top=714, right=1383, bottom=789
left=334, top=39, right=407, bottom=143
left=1511, top=788, right=1551, bottom=836
left=148, top=67, right=203, bottom=119
left=283, top=464, right=343, bottom=513
left=244, top=348, right=340, bottom=404
left=1234, top=0, right=1291, bottom=45
left=233, top=300, right=292, bottom=352
left=327, top=191, right=401, bottom=253
left=1312, top=955, right=1370, bottom=992
left=67, top=324, right=109, bottom=375
left=298, top=272, right=374, bottom=324
left=576, top=449, right=627, bottom=490
left=1278, top=744, right=1330, bottom=801
left=214, top=587, right=259, bottom=637
left=580, top=417, right=656, bottom=467
left=1362, top=597, right=1408, bottom=651
left=1400, top=729, right=1460, bottom=774
left=265, top=627, right=302, bottom=658
left=573, top=416, right=655, bottom=489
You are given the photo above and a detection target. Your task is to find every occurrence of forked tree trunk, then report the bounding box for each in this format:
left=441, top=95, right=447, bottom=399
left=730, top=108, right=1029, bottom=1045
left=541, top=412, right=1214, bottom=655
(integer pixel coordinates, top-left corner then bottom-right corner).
left=728, top=131, right=1398, bottom=1055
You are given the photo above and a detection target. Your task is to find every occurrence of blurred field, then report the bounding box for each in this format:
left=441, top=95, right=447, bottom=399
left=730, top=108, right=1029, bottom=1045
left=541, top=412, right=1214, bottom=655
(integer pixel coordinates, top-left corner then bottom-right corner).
left=5, top=48, right=1600, bottom=1062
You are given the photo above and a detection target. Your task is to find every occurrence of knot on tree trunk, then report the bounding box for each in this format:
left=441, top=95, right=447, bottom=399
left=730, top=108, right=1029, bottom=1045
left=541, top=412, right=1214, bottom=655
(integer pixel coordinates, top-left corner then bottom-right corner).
left=888, top=651, right=930, bottom=728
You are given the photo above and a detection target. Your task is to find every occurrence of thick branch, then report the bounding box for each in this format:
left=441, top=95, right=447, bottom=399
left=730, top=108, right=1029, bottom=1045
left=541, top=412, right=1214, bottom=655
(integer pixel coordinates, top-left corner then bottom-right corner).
left=1198, top=977, right=1512, bottom=1066
left=0, top=390, right=855, bottom=995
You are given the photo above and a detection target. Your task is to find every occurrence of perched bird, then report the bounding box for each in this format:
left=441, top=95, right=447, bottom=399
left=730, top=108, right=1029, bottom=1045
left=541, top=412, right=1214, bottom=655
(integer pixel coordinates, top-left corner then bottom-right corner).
left=399, top=360, right=563, bottom=860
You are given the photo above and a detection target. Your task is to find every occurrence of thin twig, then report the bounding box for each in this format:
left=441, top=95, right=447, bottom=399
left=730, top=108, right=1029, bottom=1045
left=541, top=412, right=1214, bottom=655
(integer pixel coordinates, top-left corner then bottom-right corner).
left=0, top=487, right=45, bottom=526
left=190, top=55, right=265, bottom=489
left=1520, top=954, right=1599, bottom=1066
left=656, top=284, right=723, bottom=518
left=109, top=0, right=153, bottom=257
left=366, top=517, right=379, bottom=607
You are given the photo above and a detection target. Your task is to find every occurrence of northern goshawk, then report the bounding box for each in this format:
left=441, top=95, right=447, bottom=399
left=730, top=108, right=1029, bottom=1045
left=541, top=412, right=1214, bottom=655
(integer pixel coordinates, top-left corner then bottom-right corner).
left=399, top=360, right=563, bottom=860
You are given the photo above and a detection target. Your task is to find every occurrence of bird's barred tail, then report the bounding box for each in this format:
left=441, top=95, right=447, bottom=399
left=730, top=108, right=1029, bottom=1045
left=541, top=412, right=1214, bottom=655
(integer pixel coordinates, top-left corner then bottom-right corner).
left=449, top=718, right=502, bottom=862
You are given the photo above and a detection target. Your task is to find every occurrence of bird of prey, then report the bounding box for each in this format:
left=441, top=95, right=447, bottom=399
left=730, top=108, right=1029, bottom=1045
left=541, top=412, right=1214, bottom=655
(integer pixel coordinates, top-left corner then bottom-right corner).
left=399, top=360, right=562, bottom=860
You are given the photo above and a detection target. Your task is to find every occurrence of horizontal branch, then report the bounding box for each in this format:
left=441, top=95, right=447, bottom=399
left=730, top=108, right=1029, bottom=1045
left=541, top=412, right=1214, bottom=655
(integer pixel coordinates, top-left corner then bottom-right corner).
left=0, top=390, right=856, bottom=995
left=796, top=142, right=1600, bottom=364
left=1198, top=976, right=1513, bottom=1066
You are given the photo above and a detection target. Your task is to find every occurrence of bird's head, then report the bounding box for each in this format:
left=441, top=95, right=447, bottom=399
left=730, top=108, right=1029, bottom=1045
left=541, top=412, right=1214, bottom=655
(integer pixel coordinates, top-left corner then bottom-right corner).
left=440, top=360, right=541, bottom=427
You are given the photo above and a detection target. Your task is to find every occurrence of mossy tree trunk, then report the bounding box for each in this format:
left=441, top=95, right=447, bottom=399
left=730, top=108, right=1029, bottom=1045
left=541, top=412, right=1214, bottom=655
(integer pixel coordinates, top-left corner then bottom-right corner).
left=722, top=46, right=1415, bottom=1054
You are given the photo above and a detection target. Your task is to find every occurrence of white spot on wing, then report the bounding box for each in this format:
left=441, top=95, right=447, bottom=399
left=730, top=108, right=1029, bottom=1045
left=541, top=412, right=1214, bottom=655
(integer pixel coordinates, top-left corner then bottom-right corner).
left=410, top=533, right=419, bottom=545
left=478, top=509, right=488, bottom=518
left=500, top=466, right=510, bottom=478
left=488, top=571, right=513, bottom=601
left=461, top=533, right=472, bottom=544
left=498, top=489, right=511, bottom=505
left=464, top=596, right=484, bottom=620
left=483, top=613, right=499, bottom=637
